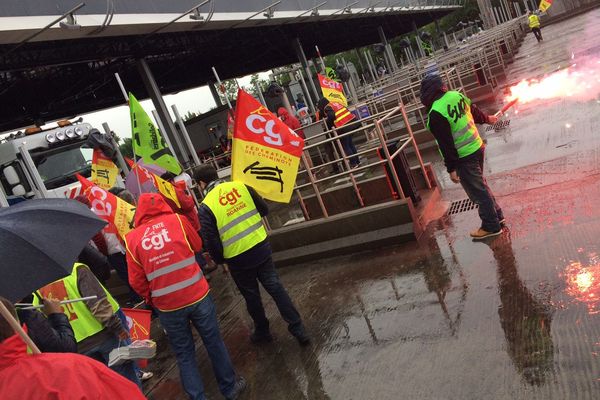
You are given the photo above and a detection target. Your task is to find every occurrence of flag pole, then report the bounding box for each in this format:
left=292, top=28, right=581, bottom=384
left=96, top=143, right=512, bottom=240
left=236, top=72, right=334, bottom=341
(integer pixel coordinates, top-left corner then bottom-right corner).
left=0, top=301, right=41, bottom=354
left=212, top=67, right=233, bottom=110
left=116, top=73, right=144, bottom=199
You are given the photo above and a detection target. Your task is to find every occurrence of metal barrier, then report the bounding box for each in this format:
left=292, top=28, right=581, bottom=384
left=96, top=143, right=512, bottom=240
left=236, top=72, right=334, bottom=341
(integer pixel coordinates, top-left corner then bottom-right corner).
left=293, top=96, right=432, bottom=221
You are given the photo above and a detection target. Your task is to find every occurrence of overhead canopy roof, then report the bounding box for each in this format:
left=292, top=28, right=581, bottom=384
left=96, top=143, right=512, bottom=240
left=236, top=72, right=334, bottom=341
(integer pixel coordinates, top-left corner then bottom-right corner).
left=0, top=0, right=460, bottom=132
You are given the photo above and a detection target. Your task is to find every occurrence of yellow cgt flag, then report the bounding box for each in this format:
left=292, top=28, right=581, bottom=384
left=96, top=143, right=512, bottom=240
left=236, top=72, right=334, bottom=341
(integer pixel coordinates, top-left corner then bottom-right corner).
left=539, top=0, right=552, bottom=12
left=91, top=148, right=118, bottom=190
left=152, top=173, right=181, bottom=209
left=318, top=73, right=348, bottom=107
left=231, top=90, right=305, bottom=203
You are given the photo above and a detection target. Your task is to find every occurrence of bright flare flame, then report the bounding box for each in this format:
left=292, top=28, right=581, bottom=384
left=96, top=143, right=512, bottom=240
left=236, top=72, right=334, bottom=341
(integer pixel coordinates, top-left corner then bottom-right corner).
left=563, top=256, right=600, bottom=314
left=506, top=58, right=600, bottom=104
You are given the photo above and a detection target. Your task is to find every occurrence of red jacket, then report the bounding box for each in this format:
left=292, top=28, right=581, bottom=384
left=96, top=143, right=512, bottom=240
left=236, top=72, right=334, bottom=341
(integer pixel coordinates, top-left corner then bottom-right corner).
left=164, top=181, right=201, bottom=232
left=125, top=193, right=209, bottom=311
left=278, top=107, right=305, bottom=139
left=0, top=332, right=146, bottom=399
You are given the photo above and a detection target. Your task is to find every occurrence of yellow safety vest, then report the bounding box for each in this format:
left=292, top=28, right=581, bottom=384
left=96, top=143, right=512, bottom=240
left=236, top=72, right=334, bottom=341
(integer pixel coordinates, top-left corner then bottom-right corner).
left=33, top=263, right=120, bottom=343
left=528, top=14, right=540, bottom=28
left=202, top=181, right=267, bottom=259
left=427, top=91, right=483, bottom=159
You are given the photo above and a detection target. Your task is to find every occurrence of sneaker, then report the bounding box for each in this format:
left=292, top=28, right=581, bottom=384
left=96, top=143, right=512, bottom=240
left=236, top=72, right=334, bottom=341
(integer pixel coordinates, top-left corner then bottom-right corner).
left=226, top=376, right=247, bottom=400
left=294, top=332, right=311, bottom=346
left=250, top=331, right=273, bottom=344
left=470, top=228, right=502, bottom=240
left=138, top=371, right=154, bottom=381
left=499, top=218, right=506, bottom=226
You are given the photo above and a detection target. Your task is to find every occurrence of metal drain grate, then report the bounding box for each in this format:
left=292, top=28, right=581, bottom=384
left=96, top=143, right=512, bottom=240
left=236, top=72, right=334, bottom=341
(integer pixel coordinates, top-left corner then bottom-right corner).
left=486, top=119, right=511, bottom=132
left=447, top=198, right=478, bottom=215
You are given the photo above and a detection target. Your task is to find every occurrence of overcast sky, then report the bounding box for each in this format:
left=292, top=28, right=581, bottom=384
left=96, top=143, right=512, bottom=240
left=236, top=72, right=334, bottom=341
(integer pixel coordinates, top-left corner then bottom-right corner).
left=19, top=71, right=271, bottom=140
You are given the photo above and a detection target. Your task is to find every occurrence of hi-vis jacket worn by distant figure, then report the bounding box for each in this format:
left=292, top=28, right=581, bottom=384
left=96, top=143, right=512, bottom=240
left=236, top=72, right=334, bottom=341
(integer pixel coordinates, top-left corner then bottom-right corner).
left=528, top=14, right=540, bottom=28
left=125, top=193, right=209, bottom=312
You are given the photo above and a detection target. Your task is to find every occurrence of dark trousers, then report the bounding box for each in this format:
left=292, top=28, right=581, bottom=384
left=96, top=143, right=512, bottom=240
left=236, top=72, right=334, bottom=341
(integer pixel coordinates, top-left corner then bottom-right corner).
left=456, top=149, right=504, bottom=232
left=82, top=334, right=141, bottom=389
left=340, top=134, right=360, bottom=167
left=324, top=132, right=340, bottom=173
left=108, top=252, right=142, bottom=304
left=532, top=27, right=543, bottom=42
left=230, top=257, right=305, bottom=337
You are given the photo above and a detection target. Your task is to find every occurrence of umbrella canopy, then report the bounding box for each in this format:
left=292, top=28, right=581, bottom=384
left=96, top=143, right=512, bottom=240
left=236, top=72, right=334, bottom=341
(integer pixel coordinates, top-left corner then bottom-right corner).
left=0, top=198, right=107, bottom=302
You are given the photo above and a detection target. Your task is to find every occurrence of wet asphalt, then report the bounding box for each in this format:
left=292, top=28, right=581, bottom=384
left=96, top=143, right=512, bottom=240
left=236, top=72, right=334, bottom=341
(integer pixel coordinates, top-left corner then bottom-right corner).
left=145, top=8, right=600, bottom=399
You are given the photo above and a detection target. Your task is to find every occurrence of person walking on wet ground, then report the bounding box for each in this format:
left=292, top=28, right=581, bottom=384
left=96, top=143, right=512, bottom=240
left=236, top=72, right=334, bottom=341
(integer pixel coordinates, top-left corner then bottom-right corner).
left=194, top=164, right=311, bottom=346
left=421, top=75, right=504, bottom=240
left=528, top=11, right=543, bottom=43
left=316, top=97, right=360, bottom=172
left=125, top=193, right=245, bottom=400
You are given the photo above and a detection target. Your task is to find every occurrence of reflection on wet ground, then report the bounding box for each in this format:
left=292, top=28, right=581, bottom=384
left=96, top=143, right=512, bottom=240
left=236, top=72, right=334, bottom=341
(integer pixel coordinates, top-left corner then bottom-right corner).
left=145, top=8, right=600, bottom=400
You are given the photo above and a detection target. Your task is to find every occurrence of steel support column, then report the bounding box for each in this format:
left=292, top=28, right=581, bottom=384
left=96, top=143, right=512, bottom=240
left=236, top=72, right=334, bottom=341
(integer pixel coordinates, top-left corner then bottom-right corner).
left=137, top=58, right=188, bottom=166
left=293, top=38, right=320, bottom=103
left=377, top=26, right=398, bottom=72
left=208, top=80, right=223, bottom=107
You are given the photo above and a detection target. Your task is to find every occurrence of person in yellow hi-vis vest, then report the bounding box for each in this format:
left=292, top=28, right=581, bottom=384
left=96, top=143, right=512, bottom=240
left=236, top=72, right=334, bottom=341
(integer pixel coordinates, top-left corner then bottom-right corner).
left=195, top=164, right=310, bottom=346
left=421, top=75, right=504, bottom=240
left=33, top=263, right=141, bottom=388
left=528, top=11, right=543, bottom=43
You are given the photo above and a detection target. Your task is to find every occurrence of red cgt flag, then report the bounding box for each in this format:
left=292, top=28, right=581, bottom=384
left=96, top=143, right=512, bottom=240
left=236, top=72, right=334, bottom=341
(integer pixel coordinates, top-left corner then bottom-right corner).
left=76, top=174, right=136, bottom=242
left=231, top=89, right=304, bottom=203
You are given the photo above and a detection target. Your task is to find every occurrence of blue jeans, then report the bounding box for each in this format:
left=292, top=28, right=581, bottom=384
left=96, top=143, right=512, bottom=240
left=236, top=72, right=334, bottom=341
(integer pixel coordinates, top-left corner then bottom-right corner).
left=456, top=148, right=504, bottom=232
left=230, top=256, right=305, bottom=337
left=116, top=309, right=142, bottom=377
left=157, top=295, right=236, bottom=400
left=81, top=333, right=141, bottom=389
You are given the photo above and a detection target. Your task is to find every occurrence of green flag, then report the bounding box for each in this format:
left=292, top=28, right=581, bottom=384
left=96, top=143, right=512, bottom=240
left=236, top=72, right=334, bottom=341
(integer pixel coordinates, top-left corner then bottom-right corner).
left=129, top=93, right=182, bottom=175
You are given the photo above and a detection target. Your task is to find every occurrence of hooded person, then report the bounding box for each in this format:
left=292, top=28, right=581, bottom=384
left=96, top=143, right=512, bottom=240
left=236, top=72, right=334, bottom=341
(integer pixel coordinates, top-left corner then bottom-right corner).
left=0, top=297, right=146, bottom=400
left=124, top=193, right=245, bottom=400
left=316, top=97, right=360, bottom=169
left=75, top=194, right=141, bottom=304
left=278, top=107, right=305, bottom=139
left=420, top=74, right=504, bottom=239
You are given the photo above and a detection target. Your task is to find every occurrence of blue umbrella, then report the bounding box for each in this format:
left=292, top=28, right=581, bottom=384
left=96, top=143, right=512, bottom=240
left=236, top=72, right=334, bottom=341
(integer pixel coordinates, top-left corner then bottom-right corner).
left=0, top=198, right=107, bottom=302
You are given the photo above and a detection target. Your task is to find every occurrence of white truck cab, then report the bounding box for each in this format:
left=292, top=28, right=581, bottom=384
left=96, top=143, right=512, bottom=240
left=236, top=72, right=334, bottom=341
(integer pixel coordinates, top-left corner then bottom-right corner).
left=0, top=120, right=95, bottom=204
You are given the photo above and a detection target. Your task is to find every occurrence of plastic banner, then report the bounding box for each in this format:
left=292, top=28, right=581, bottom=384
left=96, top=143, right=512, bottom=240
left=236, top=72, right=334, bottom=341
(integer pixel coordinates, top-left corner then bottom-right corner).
left=231, top=90, right=304, bottom=203
left=318, top=73, right=348, bottom=107
left=539, top=0, right=552, bottom=12
left=129, top=93, right=182, bottom=175
left=91, top=148, right=118, bottom=190
left=76, top=174, right=136, bottom=241
left=126, top=164, right=180, bottom=208
left=122, top=308, right=152, bottom=368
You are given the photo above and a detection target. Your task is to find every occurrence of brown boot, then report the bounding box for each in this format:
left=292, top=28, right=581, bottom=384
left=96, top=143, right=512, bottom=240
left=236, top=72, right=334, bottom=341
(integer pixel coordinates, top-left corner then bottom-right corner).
left=470, top=228, right=501, bottom=240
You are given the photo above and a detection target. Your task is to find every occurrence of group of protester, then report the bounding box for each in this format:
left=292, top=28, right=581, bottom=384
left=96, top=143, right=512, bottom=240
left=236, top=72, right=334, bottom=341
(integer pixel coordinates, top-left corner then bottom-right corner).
left=0, top=164, right=309, bottom=400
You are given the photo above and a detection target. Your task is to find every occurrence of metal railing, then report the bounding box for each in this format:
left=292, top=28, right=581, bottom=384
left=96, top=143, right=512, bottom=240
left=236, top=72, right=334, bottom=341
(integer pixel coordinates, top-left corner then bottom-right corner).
left=292, top=95, right=432, bottom=221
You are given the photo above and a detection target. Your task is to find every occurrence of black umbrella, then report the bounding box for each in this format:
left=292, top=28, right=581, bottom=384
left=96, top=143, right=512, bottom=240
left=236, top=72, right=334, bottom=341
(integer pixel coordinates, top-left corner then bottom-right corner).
left=0, top=198, right=107, bottom=303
